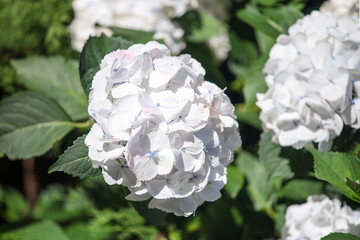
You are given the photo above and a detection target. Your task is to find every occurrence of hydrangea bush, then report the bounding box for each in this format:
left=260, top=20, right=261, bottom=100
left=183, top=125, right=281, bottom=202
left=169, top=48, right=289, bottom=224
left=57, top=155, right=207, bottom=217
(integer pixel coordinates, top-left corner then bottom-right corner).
left=1, top=0, right=360, bottom=239
left=85, top=41, right=240, bottom=216
left=256, top=11, right=360, bottom=150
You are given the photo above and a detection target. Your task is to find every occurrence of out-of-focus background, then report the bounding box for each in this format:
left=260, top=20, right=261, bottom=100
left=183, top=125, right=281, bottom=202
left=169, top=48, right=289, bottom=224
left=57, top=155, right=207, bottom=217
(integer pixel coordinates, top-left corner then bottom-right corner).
left=1, top=0, right=353, bottom=239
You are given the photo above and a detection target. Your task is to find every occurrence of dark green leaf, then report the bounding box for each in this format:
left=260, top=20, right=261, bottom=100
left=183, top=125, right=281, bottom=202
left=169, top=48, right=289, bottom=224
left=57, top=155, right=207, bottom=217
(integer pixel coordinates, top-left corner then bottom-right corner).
left=49, top=134, right=101, bottom=179
left=224, top=165, right=244, bottom=199
left=11, top=56, right=88, bottom=121
left=129, top=199, right=167, bottom=226
left=309, top=147, right=360, bottom=203
left=0, top=220, right=69, bottom=240
left=0, top=92, right=75, bottom=159
left=281, top=179, right=323, bottom=201
left=79, top=34, right=133, bottom=96
left=321, top=233, right=360, bottom=240
left=346, top=178, right=360, bottom=197
left=110, top=27, right=155, bottom=44
left=0, top=186, right=30, bottom=222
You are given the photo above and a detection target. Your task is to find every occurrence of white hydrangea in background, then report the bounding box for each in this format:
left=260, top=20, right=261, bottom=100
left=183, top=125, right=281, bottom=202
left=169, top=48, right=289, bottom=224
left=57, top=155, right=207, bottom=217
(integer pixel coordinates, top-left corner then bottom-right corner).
left=69, top=0, right=231, bottom=61
left=69, top=0, right=186, bottom=53
left=256, top=11, right=360, bottom=150
left=193, top=0, right=232, bottom=61
left=84, top=41, right=241, bottom=216
left=320, top=0, right=359, bottom=18
left=282, top=195, right=360, bottom=239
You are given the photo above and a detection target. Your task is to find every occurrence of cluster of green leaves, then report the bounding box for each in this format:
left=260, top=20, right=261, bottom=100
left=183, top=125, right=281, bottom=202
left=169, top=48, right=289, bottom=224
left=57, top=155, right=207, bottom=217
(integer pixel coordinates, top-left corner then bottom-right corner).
left=0, top=56, right=88, bottom=159
left=0, top=182, right=159, bottom=240
left=0, top=0, right=76, bottom=97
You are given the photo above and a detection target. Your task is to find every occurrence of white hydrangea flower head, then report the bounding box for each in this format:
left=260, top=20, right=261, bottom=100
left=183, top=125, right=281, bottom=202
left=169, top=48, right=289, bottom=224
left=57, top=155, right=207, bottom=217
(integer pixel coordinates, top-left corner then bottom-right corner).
left=320, top=0, right=359, bottom=18
left=256, top=11, right=360, bottom=150
left=69, top=0, right=186, bottom=53
left=85, top=41, right=241, bottom=216
left=282, top=195, right=360, bottom=239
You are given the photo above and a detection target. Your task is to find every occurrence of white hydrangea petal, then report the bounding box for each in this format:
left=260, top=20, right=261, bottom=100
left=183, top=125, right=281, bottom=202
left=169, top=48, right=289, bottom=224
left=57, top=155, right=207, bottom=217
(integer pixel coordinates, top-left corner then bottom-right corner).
left=156, top=149, right=175, bottom=175
left=198, top=180, right=224, bottom=202
left=147, top=178, right=174, bottom=199
left=133, top=155, right=158, bottom=181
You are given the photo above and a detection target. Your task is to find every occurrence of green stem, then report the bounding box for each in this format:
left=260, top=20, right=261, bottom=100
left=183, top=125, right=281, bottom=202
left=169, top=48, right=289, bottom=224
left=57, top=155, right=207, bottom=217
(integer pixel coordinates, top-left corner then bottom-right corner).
left=265, top=207, right=277, bottom=220
left=73, top=120, right=91, bottom=129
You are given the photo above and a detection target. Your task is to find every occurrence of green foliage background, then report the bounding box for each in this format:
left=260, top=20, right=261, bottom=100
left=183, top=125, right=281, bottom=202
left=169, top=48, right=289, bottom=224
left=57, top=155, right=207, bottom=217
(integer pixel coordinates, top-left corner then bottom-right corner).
left=1, top=0, right=360, bottom=240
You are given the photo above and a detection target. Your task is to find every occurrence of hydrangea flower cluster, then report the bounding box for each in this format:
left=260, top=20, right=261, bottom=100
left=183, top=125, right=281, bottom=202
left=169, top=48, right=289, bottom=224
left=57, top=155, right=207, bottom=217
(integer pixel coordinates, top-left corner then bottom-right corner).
left=69, top=0, right=186, bottom=53
left=282, top=195, right=360, bottom=239
left=69, top=0, right=231, bottom=60
left=256, top=11, right=360, bottom=150
left=85, top=41, right=241, bottom=216
left=320, top=0, right=359, bottom=18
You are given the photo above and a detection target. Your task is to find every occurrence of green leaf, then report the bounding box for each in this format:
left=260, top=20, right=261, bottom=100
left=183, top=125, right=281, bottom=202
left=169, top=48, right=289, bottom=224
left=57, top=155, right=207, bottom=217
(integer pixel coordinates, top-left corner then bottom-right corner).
left=256, top=0, right=278, bottom=6
left=237, top=5, right=284, bottom=38
left=281, top=179, right=323, bottom=201
left=187, top=10, right=224, bottom=43
left=0, top=92, right=75, bottom=159
left=243, top=56, right=268, bottom=107
left=236, top=151, right=275, bottom=214
left=0, top=186, right=30, bottom=222
left=265, top=157, right=294, bottom=181
left=274, top=204, right=286, bottom=235
left=110, top=27, right=155, bottom=44
left=79, top=34, right=133, bottom=97
left=258, top=132, right=281, bottom=162
left=49, top=134, right=101, bottom=179
left=255, top=30, right=275, bottom=55
left=309, top=148, right=360, bottom=203
left=11, top=56, right=88, bottom=121
left=224, top=165, right=244, bottom=199
left=258, top=132, right=293, bottom=180
left=65, top=222, right=111, bottom=240
left=346, top=178, right=360, bottom=197
left=321, top=233, right=360, bottom=240
left=263, top=6, right=303, bottom=34
left=234, top=104, right=262, bottom=130
left=0, top=220, right=69, bottom=240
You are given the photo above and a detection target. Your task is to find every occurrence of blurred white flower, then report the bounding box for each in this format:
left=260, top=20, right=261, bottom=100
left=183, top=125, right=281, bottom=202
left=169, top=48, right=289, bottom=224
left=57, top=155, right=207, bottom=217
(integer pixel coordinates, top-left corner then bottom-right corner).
left=207, top=28, right=231, bottom=61
left=69, top=0, right=186, bottom=53
left=69, top=0, right=231, bottom=61
left=320, top=0, right=359, bottom=18
left=256, top=11, right=360, bottom=150
left=85, top=41, right=241, bottom=216
left=282, top=195, right=360, bottom=240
